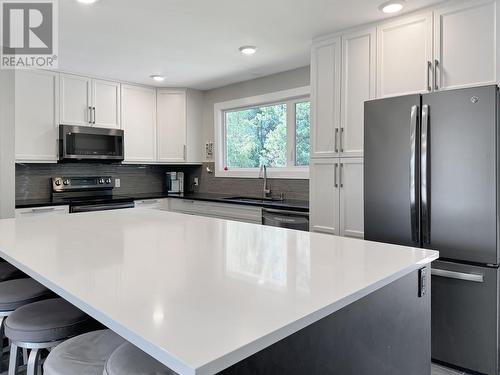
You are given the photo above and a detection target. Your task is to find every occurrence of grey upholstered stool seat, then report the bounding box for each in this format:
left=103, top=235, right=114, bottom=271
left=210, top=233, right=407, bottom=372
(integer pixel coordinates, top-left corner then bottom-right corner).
left=0, top=262, right=25, bottom=283
left=43, top=329, right=125, bottom=375
left=0, top=278, right=51, bottom=312
left=5, top=298, right=97, bottom=375
left=5, top=298, right=94, bottom=343
left=103, top=342, right=177, bottom=375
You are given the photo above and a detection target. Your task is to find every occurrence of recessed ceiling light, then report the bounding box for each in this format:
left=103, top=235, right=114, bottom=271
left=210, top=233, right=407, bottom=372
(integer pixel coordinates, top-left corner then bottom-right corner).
left=379, top=0, right=405, bottom=13
left=239, top=46, right=257, bottom=56
left=77, top=0, right=99, bottom=4
left=150, top=75, right=165, bottom=82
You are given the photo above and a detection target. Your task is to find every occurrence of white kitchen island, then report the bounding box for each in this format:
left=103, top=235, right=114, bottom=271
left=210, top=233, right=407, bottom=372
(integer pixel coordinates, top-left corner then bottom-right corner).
left=0, top=209, right=438, bottom=375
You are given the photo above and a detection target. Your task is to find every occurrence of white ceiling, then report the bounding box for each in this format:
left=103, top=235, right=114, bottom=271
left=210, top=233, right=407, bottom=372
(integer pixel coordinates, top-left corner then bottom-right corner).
left=59, top=0, right=444, bottom=90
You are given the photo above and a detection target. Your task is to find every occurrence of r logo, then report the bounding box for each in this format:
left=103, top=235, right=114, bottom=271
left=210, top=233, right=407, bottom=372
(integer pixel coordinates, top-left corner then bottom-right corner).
left=2, top=2, right=53, bottom=54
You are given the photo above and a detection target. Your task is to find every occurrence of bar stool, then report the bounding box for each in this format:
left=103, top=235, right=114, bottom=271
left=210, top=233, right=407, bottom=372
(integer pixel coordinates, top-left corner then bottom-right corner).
left=0, top=278, right=52, bottom=372
left=0, top=278, right=52, bottom=331
left=43, top=329, right=125, bottom=375
left=5, top=298, right=98, bottom=375
left=103, top=342, right=177, bottom=375
left=0, top=263, right=26, bottom=283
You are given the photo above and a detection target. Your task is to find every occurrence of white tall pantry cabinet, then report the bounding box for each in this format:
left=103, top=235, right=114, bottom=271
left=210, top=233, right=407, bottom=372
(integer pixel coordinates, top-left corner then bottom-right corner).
left=310, top=0, right=499, bottom=238
left=310, top=26, right=374, bottom=238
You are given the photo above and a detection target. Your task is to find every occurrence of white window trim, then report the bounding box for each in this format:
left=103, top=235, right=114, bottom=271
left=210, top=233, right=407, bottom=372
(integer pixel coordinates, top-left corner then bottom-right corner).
left=214, top=86, right=311, bottom=179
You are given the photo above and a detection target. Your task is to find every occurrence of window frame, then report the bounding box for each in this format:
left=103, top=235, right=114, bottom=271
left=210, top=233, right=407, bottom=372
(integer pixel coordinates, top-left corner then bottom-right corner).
left=214, top=86, right=311, bottom=179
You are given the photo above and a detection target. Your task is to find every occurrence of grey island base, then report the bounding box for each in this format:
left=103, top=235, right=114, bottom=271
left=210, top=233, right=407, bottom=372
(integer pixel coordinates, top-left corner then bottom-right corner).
left=220, top=267, right=430, bottom=375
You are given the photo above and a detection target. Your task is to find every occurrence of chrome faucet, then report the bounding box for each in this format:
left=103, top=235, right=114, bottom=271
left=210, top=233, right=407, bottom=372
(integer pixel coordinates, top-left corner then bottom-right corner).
left=259, top=164, right=272, bottom=198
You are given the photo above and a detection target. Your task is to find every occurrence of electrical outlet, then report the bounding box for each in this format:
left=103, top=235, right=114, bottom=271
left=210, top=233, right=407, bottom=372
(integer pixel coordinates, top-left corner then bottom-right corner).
left=115, top=178, right=121, bottom=188
left=193, top=177, right=199, bottom=186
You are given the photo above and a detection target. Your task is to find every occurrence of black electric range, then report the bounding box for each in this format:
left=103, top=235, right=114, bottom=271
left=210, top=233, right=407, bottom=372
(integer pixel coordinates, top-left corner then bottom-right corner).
left=52, top=176, right=135, bottom=213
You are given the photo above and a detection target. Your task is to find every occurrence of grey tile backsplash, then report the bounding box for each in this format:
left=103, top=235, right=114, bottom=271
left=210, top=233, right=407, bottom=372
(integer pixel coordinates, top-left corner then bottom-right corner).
left=15, top=163, right=192, bottom=201
left=189, top=163, right=309, bottom=201
left=16, top=162, right=309, bottom=202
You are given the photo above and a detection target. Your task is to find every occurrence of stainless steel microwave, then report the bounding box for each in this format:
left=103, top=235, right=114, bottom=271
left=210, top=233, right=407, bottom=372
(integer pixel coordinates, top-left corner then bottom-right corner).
left=59, top=125, right=124, bottom=162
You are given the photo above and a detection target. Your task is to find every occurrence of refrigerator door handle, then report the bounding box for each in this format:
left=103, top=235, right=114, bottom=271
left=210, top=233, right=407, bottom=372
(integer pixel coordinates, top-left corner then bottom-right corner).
left=431, top=268, right=484, bottom=283
left=421, top=105, right=430, bottom=244
left=410, top=105, right=419, bottom=242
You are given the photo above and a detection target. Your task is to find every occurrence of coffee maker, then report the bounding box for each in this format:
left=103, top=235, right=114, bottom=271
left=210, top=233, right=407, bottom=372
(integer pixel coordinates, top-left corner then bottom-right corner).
left=166, top=172, right=184, bottom=194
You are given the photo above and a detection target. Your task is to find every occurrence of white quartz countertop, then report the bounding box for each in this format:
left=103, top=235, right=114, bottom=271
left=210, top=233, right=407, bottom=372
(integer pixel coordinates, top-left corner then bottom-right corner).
left=0, top=209, right=438, bottom=375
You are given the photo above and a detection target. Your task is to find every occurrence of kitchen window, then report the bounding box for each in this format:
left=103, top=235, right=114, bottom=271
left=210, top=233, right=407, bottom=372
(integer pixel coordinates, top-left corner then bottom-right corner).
left=214, top=87, right=310, bottom=179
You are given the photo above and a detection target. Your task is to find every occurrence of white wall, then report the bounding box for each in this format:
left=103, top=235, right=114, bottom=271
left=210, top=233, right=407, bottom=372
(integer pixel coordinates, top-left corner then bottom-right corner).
left=202, top=66, right=310, bottom=161
left=0, top=70, right=15, bottom=218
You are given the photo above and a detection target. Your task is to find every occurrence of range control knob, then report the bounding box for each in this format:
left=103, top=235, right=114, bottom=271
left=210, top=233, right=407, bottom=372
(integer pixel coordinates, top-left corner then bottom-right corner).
left=98, top=178, right=105, bottom=184
left=63, top=179, right=70, bottom=186
left=54, top=179, right=62, bottom=186
left=105, top=178, right=112, bottom=184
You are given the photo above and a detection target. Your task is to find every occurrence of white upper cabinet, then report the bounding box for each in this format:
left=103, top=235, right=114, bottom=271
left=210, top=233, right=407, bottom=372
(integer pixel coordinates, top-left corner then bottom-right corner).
left=92, top=79, right=121, bottom=129
left=434, top=0, right=497, bottom=91
left=377, top=12, right=433, bottom=97
left=341, top=27, right=376, bottom=157
left=60, top=74, right=92, bottom=126
left=15, top=70, right=59, bottom=162
left=310, top=37, right=341, bottom=158
left=339, top=158, right=364, bottom=239
left=310, top=158, right=339, bottom=234
left=60, top=73, right=120, bottom=129
left=121, top=84, right=157, bottom=163
left=157, top=89, right=187, bottom=163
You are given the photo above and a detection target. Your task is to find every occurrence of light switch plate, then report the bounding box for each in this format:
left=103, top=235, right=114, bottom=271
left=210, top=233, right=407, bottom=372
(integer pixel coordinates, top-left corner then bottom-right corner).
left=115, top=178, right=121, bottom=188
left=194, top=177, right=199, bottom=186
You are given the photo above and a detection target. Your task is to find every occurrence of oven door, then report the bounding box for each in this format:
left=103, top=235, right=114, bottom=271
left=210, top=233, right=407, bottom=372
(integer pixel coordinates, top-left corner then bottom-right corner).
left=70, top=201, right=134, bottom=213
left=59, top=125, right=124, bottom=162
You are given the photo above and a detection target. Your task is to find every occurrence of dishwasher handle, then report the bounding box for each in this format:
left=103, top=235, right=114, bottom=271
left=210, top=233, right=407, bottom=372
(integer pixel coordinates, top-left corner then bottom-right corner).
left=262, top=208, right=309, bottom=216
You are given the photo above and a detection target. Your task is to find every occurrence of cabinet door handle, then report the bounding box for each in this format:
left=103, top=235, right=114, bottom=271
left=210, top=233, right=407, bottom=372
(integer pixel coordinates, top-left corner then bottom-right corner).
left=183, top=145, right=187, bottom=160
left=427, top=61, right=432, bottom=92
left=31, top=207, right=56, bottom=213
left=139, top=200, right=159, bottom=205
left=340, top=163, right=344, bottom=188
left=88, top=106, right=92, bottom=124
left=92, top=107, right=96, bottom=124
left=434, top=59, right=439, bottom=91
left=334, top=163, right=338, bottom=188
left=335, top=128, right=339, bottom=153
left=340, top=128, right=344, bottom=153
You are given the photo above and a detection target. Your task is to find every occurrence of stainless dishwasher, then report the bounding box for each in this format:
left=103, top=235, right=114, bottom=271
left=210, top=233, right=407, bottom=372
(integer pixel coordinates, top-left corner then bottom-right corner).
left=262, top=208, right=309, bottom=231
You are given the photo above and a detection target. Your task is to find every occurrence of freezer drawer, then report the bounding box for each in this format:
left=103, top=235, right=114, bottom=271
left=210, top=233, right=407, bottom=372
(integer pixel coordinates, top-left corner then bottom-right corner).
left=431, top=260, right=498, bottom=375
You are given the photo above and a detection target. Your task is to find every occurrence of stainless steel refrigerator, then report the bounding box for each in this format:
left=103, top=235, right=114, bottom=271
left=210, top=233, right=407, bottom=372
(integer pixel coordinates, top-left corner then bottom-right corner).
left=364, top=85, right=500, bottom=375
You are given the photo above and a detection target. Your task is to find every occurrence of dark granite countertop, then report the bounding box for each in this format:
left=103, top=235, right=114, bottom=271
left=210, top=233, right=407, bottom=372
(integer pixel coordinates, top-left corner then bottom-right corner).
left=165, top=193, right=309, bottom=212
left=16, top=192, right=309, bottom=212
